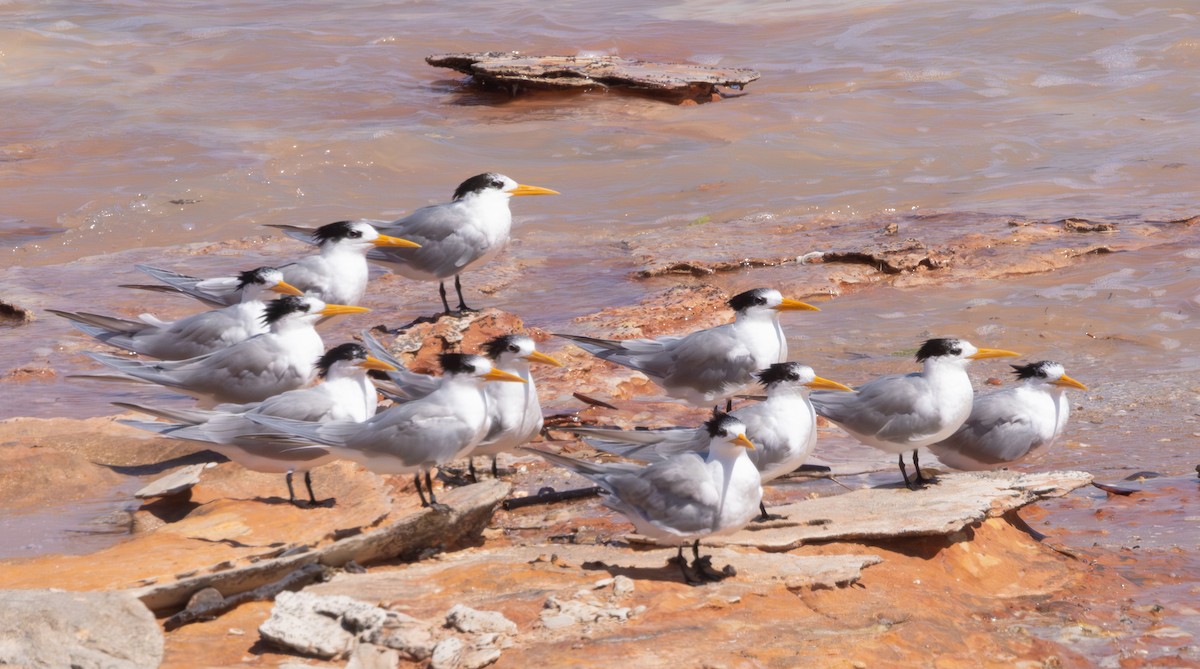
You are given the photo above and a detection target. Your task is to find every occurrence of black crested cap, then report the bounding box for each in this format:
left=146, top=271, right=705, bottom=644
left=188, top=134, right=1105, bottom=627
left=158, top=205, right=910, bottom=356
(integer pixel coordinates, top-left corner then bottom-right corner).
left=481, top=334, right=523, bottom=360
left=311, top=220, right=364, bottom=245
left=703, top=411, right=742, bottom=438
left=316, top=343, right=368, bottom=379
left=916, top=338, right=963, bottom=363
left=236, top=266, right=280, bottom=289
left=728, top=288, right=771, bottom=312
left=439, top=352, right=481, bottom=375
left=755, top=362, right=803, bottom=386
left=1011, top=360, right=1057, bottom=380
left=453, top=172, right=505, bottom=200
left=261, top=295, right=311, bottom=325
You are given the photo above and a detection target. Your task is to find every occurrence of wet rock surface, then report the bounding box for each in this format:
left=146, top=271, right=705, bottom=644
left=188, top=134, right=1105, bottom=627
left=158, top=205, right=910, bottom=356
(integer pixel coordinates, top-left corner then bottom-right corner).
left=0, top=241, right=1198, bottom=666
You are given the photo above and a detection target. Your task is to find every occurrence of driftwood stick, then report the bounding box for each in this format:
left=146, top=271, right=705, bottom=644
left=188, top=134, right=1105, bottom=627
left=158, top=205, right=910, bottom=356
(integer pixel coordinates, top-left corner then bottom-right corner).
left=163, top=562, right=328, bottom=631
left=502, top=486, right=602, bottom=511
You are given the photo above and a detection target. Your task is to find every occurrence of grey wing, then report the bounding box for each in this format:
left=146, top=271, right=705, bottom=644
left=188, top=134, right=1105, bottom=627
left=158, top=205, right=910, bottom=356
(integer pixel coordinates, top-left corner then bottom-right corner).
left=812, top=372, right=943, bottom=443
left=657, top=326, right=758, bottom=394
left=603, top=455, right=720, bottom=535
left=360, top=330, right=441, bottom=402
left=266, top=224, right=320, bottom=246
left=931, top=393, right=1039, bottom=467
left=370, top=206, right=489, bottom=277
left=555, top=333, right=676, bottom=376
left=130, top=265, right=240, bottom=307
left=572, top=426, right=709, bottom=463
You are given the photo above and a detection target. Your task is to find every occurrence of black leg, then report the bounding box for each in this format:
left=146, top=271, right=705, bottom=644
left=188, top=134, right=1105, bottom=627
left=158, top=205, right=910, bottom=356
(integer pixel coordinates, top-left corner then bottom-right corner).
left=425, top=470, right=437, bottom=505
left=725, top=399, right=733, bottom=412
left=414, top=472, right=429, bottom=507
left=692, top=539, right=701, bottom=562
left=454, top=275, right=476, bottom=313
left=467, top=458, right=478, bottom=484
left=669, top=545, right=701, bottom=586
left=491, top=455, right=500, bottom=479
left=285, top=471, right=297, bottom=503
left=898, top=453, right=916, bottom=490
left=912, top=450, right=934, bottom=485
left=437, top=281, right=452, bottom=315
left=758, top=501, right=770, bottom=521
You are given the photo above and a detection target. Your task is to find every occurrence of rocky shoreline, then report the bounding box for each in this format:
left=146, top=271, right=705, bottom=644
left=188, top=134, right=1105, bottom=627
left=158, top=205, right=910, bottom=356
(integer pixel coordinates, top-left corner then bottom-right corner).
left=2, top=212, right=1198, bottom=668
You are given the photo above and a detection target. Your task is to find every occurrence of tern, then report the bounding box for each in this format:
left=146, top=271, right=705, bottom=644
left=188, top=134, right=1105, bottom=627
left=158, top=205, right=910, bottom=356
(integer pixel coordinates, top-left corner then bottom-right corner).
left=117, top=343, right=397, bottom=505
left=125, top=220, right=419, bottom=307
left=363, top=332, right=562, bottom=480
left=277, top=173, right=559, bottom=315
left=569, top=362, right=852, bottom=519
left=50, top=267, right=303, bottom=360
left=467, top=334, right=563, bottom=479
left=76, top=296, right=369, bottom=406
left=244, top=353, right=527, bottom=508
left=809, top=338, right=1019, bottom=489
left=928, top=361, right=1087, bottom=471
left=529, top=412, right=761, bottom=585
left=555, top=288, right=819, bottom=408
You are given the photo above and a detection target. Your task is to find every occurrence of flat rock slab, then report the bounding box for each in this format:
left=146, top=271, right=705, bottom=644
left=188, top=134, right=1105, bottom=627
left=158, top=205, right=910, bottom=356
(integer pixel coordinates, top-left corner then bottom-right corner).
left=310, top=544, right=881, bottom=607
left=131, top=479, right=511, bottom=614
left=700, top=470, right=1093, bottom=551
left=427, top=51, right=760, bottom=101
left=135, top=462, right=208, bottom=499
left=0, top=589, right=163, bottom=669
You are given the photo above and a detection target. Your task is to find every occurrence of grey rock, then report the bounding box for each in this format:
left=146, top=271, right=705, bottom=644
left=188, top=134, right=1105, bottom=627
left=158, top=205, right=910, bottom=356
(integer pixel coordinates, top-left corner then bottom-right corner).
left=445, top=604, right=517, bottom=635
left=258, top=591, right=386, bottom=659
left=345, top=643, right=401, bottom=669
left=134, top=463, right=207, bottom=499
left=0, top=589, right=163, bottom=669
left=539, top=613, right=576, bottom=631
left=132, top=479, right=511, bottom=614
left=611, top=574, right=635, bottom=598
left=368, top=613, right=438, bottom=661
left=461, top=645, right=502, bottom=669
left=700, top=470, right=1094, bottom=551
left=429, top=636, right=465, bottom=669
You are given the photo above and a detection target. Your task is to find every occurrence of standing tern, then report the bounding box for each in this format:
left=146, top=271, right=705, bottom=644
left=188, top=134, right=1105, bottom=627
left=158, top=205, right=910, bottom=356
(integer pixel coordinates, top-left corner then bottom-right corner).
left=809, top=338, right=1019, bottom=489
left=50, top=267, right=303, bottom=360
left=244, top=353, right=527, bottom=508
left=529, top=412, right=762, bottom=585
left=928, top=361, right=1087, bottom=471
left=117, top=343, right=397, bottom=505
left=76, top=296, right=370, bottom=406
left=125, top=220, right=419, bottom=307
left=279, top=173, right=559, bottom=315
left=556, top=288, right=819, bottom=408
left=362, top=332, right=563, bottom=480
left=569, top=362, right=853, bottom=519
left=467, top=334, right=562, bottom=479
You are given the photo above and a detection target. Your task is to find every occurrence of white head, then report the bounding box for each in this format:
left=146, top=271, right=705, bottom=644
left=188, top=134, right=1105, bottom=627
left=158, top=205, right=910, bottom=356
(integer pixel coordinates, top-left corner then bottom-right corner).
left=437, top=353, right=527, bottom=384
left=1010, top=360, right=1088, bottom=391
left=728, top=288, right=819, bottom=319
left=310, top=220, right=419, bottom=254
left=236, top=266, right=302, bottom=302
left=703, top=412, right=755, bottom=456
left=451, top=172, right=560, bottom=202
left=316, top=343, right=398, bottom=381
left=915, top=338, right=1019, bottom=367
left=755, top=362, right=853, bottom=395
left=261, top=295, right=369, bottom=331
left=481, top=334, right=564, bottom=370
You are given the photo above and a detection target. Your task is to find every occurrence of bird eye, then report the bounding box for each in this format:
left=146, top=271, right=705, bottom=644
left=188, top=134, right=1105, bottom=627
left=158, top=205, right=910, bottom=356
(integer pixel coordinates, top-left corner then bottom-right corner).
left=348, top=230, right=362, bottom=238
left=490, top=180, right=504, bottom=189
left=950, top=347, right=961, bottom=356
left=508, top=345, right=519, bottom=353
